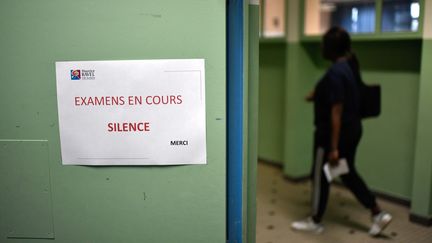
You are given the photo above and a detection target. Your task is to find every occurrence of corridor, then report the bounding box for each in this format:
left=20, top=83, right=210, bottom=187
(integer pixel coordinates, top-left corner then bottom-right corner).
left=256, top=162, right=432, bottom=243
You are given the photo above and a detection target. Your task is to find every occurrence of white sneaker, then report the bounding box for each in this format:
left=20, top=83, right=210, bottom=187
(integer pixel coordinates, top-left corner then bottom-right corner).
left=291, top=217, right=324, bottom=234
left=369, top=211, right=392, bottom=236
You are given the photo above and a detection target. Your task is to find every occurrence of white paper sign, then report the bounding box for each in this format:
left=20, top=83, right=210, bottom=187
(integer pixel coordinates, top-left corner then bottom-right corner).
left=55, top=59, right=206, bottom=165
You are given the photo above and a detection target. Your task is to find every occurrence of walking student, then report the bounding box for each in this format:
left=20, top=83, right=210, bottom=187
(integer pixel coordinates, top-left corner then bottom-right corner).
left=291, top=27, right=392, bottom=236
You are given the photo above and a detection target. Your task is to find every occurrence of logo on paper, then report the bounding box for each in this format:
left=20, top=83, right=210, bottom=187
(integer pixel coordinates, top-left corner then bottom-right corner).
left=70, top=69, right=95, bottom=80
left=71, top=70, right=81, bottom=80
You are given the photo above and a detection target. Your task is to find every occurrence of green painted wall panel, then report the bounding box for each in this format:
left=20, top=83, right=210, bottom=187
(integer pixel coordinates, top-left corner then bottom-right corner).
left=357, top=71, right=419, bottom=199
left=258, top=43, right=286, bottom=164
left=411, top=39, right=432, bottom=217
left=0, top=140, right=54, bottom=240
left=283, top=43, right=322, bottom=177
left=247, top=5, right=259, bottom=243
left=0, top=1, right=226, bottom=242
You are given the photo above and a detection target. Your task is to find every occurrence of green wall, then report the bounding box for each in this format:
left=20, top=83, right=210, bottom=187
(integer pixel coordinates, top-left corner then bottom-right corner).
left=258, top=43, right=286, bottom=164
left=247, top=3, right=260, bottom=243
left=283, top=43, right=321, bottom=178
left=259, top=41, right=422, bottom=199
left=0, top=1, right=227, bottom=242
left=411, top=39, right=432, bottom=218
left=291, top=41, right=421, bottom=200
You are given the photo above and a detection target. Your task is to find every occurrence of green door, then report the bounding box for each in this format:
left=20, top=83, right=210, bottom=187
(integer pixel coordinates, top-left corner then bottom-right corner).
left=0, top=1, right=226, bottom=242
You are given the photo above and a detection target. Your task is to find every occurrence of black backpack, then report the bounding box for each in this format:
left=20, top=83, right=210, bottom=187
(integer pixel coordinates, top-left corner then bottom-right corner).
left=347, top=54, right=381, bottom=119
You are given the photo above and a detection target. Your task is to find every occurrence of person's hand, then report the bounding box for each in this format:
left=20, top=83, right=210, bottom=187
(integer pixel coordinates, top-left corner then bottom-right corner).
left=328, top=149, right=339, bottom=167
left=305, top=91, right=315, bottom=102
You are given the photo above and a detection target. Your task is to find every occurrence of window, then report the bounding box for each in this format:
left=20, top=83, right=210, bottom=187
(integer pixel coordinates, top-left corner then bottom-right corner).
left=262, top=0, right=285, bottom=38
left=382, top=0, right=420, bottom=32
left=305, top=0, right=376, bottom=35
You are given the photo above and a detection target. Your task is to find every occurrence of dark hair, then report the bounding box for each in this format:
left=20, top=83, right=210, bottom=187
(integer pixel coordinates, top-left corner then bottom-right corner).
left=322, top=26, right=351, bottom=60
left=323, top=26, right=363, bottom=83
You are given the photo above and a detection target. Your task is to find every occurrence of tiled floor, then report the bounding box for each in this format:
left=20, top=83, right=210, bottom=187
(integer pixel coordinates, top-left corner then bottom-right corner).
left=256, top=162, right=432, bottom=243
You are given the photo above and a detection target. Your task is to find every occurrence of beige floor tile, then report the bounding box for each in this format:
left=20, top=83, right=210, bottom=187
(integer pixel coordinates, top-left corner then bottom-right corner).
left=256, top=162, right=432, bottom=243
